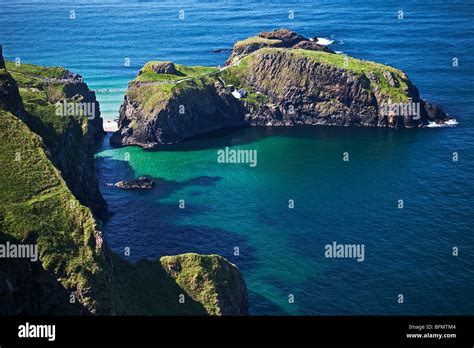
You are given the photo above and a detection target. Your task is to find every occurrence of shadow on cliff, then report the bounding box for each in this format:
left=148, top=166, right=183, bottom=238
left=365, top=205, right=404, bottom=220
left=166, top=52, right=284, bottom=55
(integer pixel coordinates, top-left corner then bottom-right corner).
left=0, top=232, right=88, bottom=315
left=106, top=253, right=208, bottom=315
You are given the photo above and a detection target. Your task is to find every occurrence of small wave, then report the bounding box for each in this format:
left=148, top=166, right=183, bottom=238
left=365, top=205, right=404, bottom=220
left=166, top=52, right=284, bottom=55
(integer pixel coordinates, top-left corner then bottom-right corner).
left=335, top=50, right=343, bottom=54
left=427, top=119, right=458, bottom=128
left=317, top=37, right=334, bottom=46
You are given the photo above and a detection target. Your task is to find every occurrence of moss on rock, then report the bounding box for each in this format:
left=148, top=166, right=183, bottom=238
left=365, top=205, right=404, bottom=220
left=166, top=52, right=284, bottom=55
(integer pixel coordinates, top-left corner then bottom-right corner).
left=160, top=253, right=249, bottom=315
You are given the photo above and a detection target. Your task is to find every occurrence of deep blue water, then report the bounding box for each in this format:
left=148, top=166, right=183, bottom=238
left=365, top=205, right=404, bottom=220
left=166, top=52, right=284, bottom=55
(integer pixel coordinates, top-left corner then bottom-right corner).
left=1, top=0, right=473, bottom=315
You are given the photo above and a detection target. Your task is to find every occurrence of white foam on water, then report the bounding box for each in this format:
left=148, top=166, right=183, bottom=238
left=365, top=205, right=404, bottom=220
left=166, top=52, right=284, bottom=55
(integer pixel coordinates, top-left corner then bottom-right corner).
left=317, top=37, right=334, bottom=46
left=427, top=119, right=458, bottom=128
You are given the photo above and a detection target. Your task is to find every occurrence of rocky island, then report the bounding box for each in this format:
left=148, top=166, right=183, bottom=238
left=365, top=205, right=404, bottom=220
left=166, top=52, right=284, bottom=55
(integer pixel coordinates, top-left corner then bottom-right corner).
left=0, top=47, right=248, bottom=315
left=111, top=28, right=449, bottom=148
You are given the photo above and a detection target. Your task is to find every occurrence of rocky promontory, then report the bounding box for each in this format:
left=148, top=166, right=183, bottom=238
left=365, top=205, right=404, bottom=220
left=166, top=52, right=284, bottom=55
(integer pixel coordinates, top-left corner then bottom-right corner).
left=111, top=29, right=449, bottom=148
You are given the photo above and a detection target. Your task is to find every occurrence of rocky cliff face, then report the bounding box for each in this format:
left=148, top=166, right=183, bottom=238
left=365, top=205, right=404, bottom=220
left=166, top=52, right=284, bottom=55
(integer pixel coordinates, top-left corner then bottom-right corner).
left=113, top=79, right=246, bottom=147
left=51, top=80, right=107, bottom=217
left=236, top=48, right=445, bottom=128
left=112, top=29, right=448, bottom=148
left=0, top=50, right=249, bottom=315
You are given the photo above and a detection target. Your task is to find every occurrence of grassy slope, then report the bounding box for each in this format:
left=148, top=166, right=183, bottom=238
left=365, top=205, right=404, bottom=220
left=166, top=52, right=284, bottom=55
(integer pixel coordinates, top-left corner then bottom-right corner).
left=287, top=48, right=410, bottom=102
left=160, top=253, right=247, bottom=315
left=127, top=83, right=175, bottom=113
left=128, top=61, right=219, bottom=113
left=5, top=60, right=80, bottom=141
left=233, top=36, right=281, bottom=48
left=0, top=64, right=103, bottom=307
left=5, top=61, right=67, bottom=80
left=134, top=61, right=219, bottom=83
left=0, top=109, right=105, bottom=311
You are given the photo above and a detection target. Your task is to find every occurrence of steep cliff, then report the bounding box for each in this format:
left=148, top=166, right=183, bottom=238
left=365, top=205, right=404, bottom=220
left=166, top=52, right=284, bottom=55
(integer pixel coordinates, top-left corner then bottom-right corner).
left=0, top=51, right=248, bottom=315
left=112, top=29, right=448, bottom=148
left=5, top=60, right=107, bottom=218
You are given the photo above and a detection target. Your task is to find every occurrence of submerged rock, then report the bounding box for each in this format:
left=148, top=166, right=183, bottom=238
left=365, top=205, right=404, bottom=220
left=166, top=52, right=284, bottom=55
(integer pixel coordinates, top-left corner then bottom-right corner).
left=212, top=48, right=233, bottom=53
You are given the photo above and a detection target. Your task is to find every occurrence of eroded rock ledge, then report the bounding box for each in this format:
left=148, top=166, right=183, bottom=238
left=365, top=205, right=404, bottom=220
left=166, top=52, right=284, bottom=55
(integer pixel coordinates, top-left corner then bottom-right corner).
left=111, top=28, right=449, bottom=148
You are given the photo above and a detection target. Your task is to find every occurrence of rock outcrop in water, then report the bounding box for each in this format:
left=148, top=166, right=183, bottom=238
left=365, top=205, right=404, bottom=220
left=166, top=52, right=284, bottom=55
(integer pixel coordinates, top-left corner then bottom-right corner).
left=0, top=48, right=248, bottom=315
left=113, top=176, right=155, bottom=189
left=161, top=253, right=249, bottom=315
left=111, top=29, right=449, bottom=148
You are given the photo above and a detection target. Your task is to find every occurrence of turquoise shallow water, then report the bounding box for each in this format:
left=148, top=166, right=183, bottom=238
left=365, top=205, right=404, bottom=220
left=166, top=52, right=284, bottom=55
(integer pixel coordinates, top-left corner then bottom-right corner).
left=1, top=0, right=473, bottom=315
left=96, top=125, right=474, bottom=315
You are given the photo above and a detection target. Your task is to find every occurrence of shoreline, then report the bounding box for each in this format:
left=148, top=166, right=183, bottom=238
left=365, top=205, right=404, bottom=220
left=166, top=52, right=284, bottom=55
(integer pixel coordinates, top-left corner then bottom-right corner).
left=103, top=120, right=118, bottom=132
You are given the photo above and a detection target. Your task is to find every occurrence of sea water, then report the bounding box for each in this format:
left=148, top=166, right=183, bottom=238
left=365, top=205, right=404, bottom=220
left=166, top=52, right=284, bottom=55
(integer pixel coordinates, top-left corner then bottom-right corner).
left=1, top=0, right=473, bottom=315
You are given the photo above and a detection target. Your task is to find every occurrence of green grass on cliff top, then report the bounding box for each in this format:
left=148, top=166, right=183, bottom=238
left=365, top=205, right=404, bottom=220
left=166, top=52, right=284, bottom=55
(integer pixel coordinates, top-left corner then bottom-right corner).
left=234, top=36, right=281, bottom=48
left=134, top=61, right=219, bottom=83
left=287, top=48, right=405, bottom=75
left=4, top=60, right=92, bottom=146
left=160, top=253, right=235, bottom=316
left=127, top=83, right=176, bottom=112
left=6, top=61, right=67, bottom=81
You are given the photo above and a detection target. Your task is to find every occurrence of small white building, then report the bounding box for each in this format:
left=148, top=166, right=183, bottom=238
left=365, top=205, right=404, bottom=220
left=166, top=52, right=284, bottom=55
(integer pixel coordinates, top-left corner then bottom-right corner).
left=232, top=89, right=247, bottom=99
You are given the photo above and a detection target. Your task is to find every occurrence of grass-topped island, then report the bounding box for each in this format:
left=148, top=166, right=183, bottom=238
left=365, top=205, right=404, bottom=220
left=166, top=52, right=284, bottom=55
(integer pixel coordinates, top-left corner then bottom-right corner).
left=111, top=28, right=449, bottom=148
